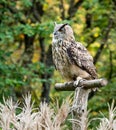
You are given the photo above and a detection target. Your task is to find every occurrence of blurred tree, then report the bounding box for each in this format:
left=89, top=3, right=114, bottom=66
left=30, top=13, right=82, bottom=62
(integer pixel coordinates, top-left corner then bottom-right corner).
left=0, top=0, right=54, bottom=103
left=0, top=1, right=116, bottom=123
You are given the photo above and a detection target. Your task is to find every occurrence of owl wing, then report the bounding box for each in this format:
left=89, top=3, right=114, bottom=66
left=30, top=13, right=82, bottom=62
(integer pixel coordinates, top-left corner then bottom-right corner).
left=67, top=41, right=97, bottom=79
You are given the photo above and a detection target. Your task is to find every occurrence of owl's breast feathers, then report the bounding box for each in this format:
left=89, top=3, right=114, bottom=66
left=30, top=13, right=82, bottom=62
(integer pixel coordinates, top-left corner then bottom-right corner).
left=52, top=40, right=71, bottom=76
left=52, top=40, right=98, bottom=80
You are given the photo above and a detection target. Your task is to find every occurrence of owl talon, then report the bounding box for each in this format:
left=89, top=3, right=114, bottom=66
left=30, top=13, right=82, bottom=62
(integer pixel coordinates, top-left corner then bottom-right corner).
left=74, top=77, right=83, bottom=87
left=79, top=78, right=86, bottom=83
left=74, top=80, right=79, bottom=87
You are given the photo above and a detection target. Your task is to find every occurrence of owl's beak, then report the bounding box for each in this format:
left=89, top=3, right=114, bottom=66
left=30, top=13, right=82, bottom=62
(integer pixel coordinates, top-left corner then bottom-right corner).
left=53, top=32, right=57, bottom=36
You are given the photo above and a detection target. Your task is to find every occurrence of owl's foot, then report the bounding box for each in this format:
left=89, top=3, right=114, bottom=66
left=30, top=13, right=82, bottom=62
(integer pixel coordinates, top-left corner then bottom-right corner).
left=74, top=77, right=84, bottom=87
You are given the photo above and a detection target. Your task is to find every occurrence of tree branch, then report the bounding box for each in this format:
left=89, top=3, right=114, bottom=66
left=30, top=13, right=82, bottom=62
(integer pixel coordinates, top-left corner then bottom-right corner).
left=94, top=18, right=113, bottom=64
left=108, top=50, right=113, bottom=80
left=55, top=78, right=108, bottom=91
left=40, top=45, right=54, bottom=103
left=59, top=0, right=65, bottom=20
left=67, top=0, right=84, bottom=19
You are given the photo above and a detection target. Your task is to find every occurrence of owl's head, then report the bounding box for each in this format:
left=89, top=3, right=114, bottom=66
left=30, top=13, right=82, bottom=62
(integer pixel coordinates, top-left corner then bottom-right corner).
left=53, top=23, right=75, bottom=41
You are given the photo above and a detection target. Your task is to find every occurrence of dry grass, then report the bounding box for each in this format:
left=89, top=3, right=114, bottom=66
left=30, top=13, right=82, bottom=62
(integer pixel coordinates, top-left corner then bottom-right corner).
left=96, top=100, right=116, bottom=130
left=0, top=94, right=69, bottom=130
left=0, top=94, right=116, bottom=130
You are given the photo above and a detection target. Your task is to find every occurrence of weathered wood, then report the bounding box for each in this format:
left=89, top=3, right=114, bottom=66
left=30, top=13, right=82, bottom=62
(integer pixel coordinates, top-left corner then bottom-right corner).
left=71, top=88, right=91, bottom=130
left=55, top=78, right=108, bottom=91
left=55, top=78, right=108, bottom=130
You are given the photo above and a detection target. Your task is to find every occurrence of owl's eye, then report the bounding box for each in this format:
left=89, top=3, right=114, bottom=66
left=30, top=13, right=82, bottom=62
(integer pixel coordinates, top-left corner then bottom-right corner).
left=58, top=29, right=63, bottom=32
left=58, top=28, right=64, bottom=32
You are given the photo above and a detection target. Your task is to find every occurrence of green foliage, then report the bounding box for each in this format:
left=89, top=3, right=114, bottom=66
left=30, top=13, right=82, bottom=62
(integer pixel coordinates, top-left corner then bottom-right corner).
left=0, top=0, right=116, bottom=128
left=0, top=46, right=55, bottom=101
left=21, top=0, right=32, bottom=7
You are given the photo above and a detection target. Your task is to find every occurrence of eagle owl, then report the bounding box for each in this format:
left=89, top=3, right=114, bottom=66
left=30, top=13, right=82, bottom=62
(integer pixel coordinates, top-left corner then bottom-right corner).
left=52, top=23, right=97, bottom=82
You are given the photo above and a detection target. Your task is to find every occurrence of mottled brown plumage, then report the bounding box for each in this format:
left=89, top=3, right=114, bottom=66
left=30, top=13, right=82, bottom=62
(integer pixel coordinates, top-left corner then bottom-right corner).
left=52, top=23, right=97, bottom=81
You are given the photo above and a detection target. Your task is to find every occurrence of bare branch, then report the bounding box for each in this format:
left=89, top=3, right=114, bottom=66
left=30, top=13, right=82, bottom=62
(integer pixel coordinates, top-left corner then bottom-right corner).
left=55, top=78, right=108, bottom=91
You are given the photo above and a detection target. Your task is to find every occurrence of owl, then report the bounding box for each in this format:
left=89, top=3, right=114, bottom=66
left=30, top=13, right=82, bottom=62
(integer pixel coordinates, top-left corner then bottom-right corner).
left=52, top=23, right=97, bottom=83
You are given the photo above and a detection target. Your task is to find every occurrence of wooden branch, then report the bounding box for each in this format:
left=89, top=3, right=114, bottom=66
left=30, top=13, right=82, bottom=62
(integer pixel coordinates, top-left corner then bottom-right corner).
left=55, top=78, right=108, bottom=130
left=71, top=88, right=90, bottom=130
left=55, top=78, right=108, bottom=91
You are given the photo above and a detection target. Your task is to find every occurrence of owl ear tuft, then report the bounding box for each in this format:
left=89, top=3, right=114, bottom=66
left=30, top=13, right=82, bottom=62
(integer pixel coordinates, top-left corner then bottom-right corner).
left=59, top=23, right=68, bottom=31
left=54, top=22, right=57, bottom=26
left=63, top=23, right=68, bottom=26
